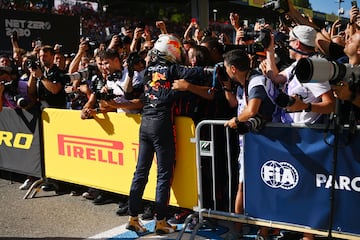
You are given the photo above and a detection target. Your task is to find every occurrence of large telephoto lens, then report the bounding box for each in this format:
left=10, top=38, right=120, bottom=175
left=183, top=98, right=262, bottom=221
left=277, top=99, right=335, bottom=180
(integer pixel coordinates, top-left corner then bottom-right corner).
left=295, top=57, right=347, bottom=84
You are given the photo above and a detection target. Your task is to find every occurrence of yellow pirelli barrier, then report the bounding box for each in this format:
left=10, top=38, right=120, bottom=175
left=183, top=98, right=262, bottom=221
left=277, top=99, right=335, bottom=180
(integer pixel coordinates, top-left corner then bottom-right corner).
left=42, top=108, right=197, bottom=209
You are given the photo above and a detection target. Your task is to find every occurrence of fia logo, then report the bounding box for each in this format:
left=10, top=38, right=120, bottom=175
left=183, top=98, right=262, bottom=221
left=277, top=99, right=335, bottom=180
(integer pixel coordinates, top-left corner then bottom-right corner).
left=261, top=160, right=299, bottom=190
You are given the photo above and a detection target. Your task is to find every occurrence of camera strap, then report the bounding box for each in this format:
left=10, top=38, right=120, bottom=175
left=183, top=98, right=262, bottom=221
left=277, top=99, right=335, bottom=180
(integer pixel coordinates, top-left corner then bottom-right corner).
left=288, top=45, right=315, bottom=56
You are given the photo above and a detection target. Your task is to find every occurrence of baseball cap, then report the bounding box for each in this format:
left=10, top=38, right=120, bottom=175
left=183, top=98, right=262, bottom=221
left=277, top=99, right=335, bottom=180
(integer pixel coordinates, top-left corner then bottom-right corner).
left=289, top=25, right=317, bottom=48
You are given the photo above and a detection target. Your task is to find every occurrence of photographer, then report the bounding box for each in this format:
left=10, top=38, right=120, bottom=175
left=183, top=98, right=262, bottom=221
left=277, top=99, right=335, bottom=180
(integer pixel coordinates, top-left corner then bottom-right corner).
left=223, top=49, right=276, bottom=239
left=263, top=25, right=335, bottom=124
left=82, top=49, right=143, bottom=118
left=28, top=45, right=69, bottom=109
left=0, top=66, right=31, bottom=112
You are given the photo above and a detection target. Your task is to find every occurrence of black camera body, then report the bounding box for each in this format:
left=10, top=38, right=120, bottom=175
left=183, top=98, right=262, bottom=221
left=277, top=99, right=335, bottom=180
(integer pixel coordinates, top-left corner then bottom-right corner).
left=13, top=95, right=28, bottom=108
left=67, top=63, right=98, bottom=83
left=263, top=0, right=290, bottom=14
left=1, top=80, right=13, bottom=91
left=237, top=116, right=266, bottom=134
left=26, top=58, right=40, bottom=69
left=203, top=62, right=229, bottom=82
left=1, top=81, right=28, bottom=108
left=223, top=28, right=271, bottom=55
left=84, top=37, right=97, bottom=53
left=96, top=89, right=115, bottom=101
left=275, top=91, right=298, bottom=108
left=107, top=71, right=122, bottom=82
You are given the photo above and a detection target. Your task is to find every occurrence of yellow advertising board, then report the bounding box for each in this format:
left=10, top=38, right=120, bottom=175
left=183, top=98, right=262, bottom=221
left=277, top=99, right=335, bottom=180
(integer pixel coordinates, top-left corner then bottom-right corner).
left=42, top=108, right=197, bottom=209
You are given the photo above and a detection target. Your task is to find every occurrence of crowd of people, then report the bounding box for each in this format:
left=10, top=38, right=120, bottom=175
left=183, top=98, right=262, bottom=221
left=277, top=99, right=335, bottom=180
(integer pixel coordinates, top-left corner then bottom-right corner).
left=1, top=0, right=360, bottom=238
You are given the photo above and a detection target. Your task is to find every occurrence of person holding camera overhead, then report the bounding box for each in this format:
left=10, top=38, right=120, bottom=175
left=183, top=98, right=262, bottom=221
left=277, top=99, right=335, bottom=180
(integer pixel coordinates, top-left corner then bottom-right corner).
left=263, top=25, right=335, bottom=124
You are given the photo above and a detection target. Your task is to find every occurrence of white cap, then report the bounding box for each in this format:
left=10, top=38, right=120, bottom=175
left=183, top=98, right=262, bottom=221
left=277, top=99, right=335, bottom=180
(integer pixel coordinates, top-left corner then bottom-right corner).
left=289, top=25, right=317, bottom=47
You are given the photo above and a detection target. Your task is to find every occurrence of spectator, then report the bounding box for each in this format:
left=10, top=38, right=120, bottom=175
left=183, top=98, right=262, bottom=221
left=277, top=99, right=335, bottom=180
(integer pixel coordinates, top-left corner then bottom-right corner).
left=262, top=25, right=335, bottom=240
left=264, top=25, right=335, bottom=124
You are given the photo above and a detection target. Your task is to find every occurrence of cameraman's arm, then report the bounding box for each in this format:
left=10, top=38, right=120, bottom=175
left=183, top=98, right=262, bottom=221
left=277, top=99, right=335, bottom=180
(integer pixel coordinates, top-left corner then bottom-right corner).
left=224, top=98, right=261, bottom=129
left=222, top=81, right=237, bottom=108
left=156, top=21, right=168, bottom=35
left=100, top=98, right=144, bottom=111
left=28, top=68, right=40, bottom=101
left=130, top=27, right=144, bottom=53
left=264, top=34, right=287, bottom=85
left=123, top=74, right=134, bottom=94
left=286, top=90, right=335, bottom=113
left=68, top=40, right=88, bottom=74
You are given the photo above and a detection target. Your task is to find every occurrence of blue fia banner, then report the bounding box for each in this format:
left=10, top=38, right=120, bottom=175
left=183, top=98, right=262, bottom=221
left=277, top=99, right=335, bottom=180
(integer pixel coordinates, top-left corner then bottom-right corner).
left=244, top=125, right=360, bottom=235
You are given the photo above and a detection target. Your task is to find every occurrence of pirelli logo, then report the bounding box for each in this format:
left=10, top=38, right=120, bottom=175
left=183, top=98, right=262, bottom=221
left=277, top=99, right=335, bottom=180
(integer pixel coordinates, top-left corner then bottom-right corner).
left=58, top=135, right=124, bottom=165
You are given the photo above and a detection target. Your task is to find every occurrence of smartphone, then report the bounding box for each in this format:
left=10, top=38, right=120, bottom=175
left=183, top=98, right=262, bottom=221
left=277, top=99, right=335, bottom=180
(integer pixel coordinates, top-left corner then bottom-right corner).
left=351, top=0, right=357, bottom=8
left=191, top=18, right=197, bottom=24
left=258, top=18, right=265, bottom=26
left=35, top=40, right=42, bottom=48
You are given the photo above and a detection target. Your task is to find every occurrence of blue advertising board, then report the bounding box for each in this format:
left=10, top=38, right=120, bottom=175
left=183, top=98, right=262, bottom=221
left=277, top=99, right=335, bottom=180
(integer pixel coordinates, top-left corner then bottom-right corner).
left=244, top=125, right=360, bottom=235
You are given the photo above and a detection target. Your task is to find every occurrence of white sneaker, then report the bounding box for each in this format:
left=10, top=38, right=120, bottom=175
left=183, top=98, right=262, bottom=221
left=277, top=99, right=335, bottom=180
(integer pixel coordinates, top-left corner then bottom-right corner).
left=19, top=178, right=33, bottom=190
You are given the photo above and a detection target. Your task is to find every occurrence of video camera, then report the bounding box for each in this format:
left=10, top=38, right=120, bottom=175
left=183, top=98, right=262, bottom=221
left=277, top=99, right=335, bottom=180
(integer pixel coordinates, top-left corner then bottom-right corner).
left=262, top=0, right=290, bottom=14
left=295, top=57, right=360, bottom=87
left=223, top=28, right=271, bottom=55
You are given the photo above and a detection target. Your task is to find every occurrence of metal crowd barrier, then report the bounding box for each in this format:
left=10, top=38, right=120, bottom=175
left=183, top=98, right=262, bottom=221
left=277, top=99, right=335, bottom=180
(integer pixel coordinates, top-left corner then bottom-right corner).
left=177, top=120, right=360, bottom=240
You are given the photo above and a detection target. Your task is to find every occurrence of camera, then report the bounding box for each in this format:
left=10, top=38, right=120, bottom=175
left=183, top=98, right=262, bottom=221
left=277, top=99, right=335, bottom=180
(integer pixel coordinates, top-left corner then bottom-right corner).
left=203, top=62, right=229, bottom=82
left=25, top=58, right=40, bottom=69
left=67, top=63, right=98, bottom=83
left=236, top=116, right=265, bottom=134
left=262, top=0, right=290, bottom=14
left=67, top=91, right=88, bottom=109
left=223, top=28, right=271, bottom=54
left=127, top=52, right=145, bottom=77
left=351, top=0, right=358, bottom=8
left=1, top=81, right=29, bottom=108
left=13, top=95, right=29, bottom=108
left=275, top=91, right=297, bottom=108
left=0, top=81, right=12, bottom=90
left=84, top=37, right=97, bottom=52
left=295, top=57, right=360, bottom=86
left=96, top=88, right=115, bottom=101
left=107, top=71, right=123, bottom=82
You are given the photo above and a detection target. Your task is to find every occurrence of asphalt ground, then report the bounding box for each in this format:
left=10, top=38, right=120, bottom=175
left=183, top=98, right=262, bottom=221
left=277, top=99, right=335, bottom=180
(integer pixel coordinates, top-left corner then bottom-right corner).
left=0, top=171, right=230, bottom=240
